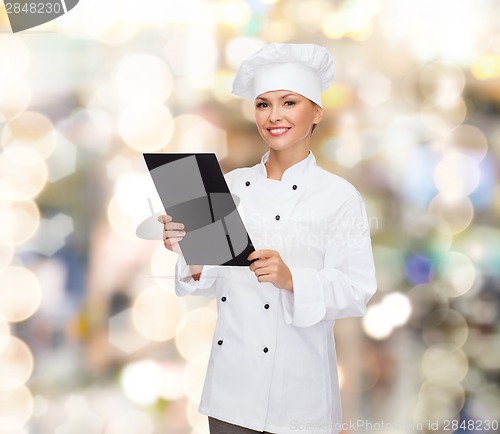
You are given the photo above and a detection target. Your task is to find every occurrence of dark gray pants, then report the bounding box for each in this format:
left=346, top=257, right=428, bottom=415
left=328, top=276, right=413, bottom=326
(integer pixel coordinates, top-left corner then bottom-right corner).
left=208, top=417, right=275, bottom=434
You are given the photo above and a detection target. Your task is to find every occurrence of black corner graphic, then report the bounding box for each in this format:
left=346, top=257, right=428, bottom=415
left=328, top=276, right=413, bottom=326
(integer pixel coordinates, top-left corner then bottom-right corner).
left=63, top=0, right=78, bottom=12
left=4, top=0, right=80, bottom=33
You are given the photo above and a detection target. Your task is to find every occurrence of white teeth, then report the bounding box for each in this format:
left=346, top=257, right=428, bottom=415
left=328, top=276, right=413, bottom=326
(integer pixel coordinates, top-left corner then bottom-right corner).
left=269, top=128, right=288, bottom=135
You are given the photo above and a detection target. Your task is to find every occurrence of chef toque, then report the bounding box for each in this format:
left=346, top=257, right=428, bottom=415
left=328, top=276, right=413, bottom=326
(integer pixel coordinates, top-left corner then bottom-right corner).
left=232, top=42, right=334, bottom=108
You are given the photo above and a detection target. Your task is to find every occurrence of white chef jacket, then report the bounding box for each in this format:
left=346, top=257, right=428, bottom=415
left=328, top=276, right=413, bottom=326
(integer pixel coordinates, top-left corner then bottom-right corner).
left=174, top=150, right=377, bottom=434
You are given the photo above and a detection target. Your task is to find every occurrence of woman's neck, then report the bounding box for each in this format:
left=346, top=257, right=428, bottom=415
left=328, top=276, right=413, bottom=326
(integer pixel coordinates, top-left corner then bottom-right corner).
left=265, top=147, right=310, bottom=181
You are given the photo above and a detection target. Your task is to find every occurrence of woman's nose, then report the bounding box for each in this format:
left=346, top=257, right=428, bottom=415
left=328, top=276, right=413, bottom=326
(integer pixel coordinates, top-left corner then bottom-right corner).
left=269, top=107, right=283, bottom=122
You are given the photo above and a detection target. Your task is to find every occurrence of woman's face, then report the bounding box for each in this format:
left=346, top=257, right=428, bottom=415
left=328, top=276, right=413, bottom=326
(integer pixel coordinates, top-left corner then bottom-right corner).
left=254, top=90, right=323, bottom=152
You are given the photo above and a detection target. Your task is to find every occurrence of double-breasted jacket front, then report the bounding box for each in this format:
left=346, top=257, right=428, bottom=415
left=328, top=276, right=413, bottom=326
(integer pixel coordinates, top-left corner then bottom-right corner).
left=175, top=150, right=377, bottom=433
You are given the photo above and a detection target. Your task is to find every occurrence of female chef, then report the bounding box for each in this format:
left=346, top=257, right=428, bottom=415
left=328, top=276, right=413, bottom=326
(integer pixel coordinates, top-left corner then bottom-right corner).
left=159, top=43, right=377, bottom=434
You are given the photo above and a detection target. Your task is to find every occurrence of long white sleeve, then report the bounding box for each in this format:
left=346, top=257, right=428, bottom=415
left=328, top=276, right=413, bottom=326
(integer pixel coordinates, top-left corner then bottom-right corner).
left=174, top=253, right=218, bottom=297
left=281, top=194, right=377, bottom=327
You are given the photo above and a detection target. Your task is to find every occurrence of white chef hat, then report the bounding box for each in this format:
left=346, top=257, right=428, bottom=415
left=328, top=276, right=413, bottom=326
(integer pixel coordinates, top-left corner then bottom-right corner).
left=232, top=42, right=334, bottom=108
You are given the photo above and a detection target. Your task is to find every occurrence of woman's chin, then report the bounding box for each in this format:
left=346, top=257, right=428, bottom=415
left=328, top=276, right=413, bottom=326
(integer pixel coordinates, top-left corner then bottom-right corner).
left=267, top=143, right=290, bottom=152
left=264, top=137, right=293, bottom=150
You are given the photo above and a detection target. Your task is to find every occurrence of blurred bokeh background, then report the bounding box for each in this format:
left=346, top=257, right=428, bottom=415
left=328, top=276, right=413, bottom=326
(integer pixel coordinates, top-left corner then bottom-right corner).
left=1, top=0, right=500, bottom=433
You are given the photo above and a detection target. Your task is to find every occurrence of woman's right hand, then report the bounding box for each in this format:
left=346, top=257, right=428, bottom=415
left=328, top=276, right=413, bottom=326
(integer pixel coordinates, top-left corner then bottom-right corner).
left=157, top=214, right=185, bottom=255
left=158, top=214, right=203, bottom=280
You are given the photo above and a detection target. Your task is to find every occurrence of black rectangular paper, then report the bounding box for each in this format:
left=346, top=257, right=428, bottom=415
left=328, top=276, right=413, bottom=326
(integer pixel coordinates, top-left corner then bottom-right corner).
left=144, top=153, right=255, bottom=266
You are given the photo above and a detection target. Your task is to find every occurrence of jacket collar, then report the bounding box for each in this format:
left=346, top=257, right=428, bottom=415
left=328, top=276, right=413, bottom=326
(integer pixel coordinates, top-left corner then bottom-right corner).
left=257, top=149, right=317, bottom=182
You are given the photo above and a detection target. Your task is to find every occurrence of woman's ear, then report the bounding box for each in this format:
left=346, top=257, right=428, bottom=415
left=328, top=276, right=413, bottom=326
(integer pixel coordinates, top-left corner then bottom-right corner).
left=313, top=103, right=323, bottom=125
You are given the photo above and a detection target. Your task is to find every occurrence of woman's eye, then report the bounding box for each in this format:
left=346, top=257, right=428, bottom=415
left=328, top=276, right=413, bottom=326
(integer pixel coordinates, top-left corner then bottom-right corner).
left=284, top=100, right=296, bottom=106
left=256, top=102, right=268, bottom=108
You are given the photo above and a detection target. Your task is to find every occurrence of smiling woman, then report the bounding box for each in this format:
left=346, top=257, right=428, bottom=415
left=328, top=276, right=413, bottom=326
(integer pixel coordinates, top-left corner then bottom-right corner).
left=160, top=42, right=377, bottom=434
left=254, top=91, right=323, bottom=169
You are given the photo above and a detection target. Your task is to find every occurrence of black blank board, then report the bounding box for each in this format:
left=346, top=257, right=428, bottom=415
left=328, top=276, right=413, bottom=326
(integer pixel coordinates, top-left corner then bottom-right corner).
left=144, top=153, right=255, bottom=266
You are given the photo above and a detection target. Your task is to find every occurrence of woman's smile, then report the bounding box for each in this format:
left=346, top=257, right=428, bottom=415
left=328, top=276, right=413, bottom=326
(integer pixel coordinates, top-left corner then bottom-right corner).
left=266, top=126, right=291, bottom=136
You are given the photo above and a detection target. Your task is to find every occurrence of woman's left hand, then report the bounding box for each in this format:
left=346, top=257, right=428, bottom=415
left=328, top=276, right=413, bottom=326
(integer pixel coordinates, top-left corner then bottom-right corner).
left=247, top=249, right=294, bottom=292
